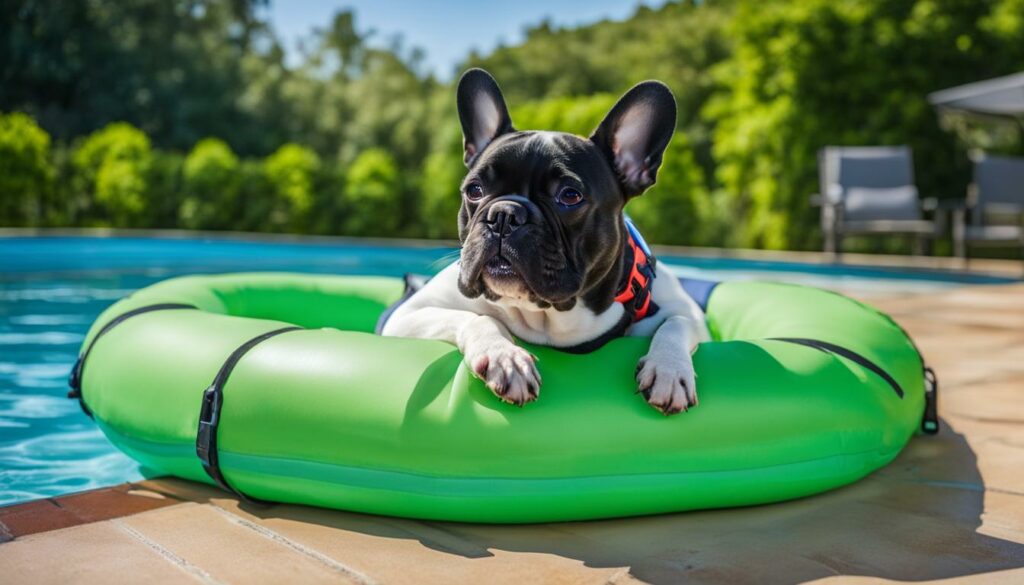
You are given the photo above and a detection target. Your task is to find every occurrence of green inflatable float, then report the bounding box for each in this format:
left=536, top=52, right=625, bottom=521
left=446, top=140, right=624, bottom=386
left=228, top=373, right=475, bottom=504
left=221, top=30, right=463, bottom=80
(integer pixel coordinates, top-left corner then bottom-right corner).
left=68, top=272, right=937, bottom=523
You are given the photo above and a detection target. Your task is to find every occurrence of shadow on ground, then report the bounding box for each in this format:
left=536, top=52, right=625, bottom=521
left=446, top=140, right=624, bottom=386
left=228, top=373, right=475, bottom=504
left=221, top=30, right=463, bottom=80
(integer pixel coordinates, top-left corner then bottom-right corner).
left=157, top=417, right=1024, bottom=584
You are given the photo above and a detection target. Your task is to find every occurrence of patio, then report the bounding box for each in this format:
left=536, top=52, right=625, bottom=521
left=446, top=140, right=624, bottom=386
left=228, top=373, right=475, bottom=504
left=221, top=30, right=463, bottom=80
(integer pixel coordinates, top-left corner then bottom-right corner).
left=2, top=280, right=1023, bottom=584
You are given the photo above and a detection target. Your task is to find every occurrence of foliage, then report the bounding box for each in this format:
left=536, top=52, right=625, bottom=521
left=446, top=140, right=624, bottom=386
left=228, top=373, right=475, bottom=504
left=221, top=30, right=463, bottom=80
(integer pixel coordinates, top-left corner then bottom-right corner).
left=73, top=122, right=152, bottom=225
left=263, top=143, right=321, bottom=231
left=146, top=151, right=186, bottom=228
left=343, top=148, right=402, bottom=236
left=0, top=112, right=52, bottom=226
left=706, top=0, right=1024, bottom=249
left=0, top=0, right=274, bottom=153
left=4, top=0, right=1024, bottom=258
left=419, top=121, right=466, bottom=239
left=180, top=139, right=240, bottom=229
left=511, top=94, right=617, bottom=136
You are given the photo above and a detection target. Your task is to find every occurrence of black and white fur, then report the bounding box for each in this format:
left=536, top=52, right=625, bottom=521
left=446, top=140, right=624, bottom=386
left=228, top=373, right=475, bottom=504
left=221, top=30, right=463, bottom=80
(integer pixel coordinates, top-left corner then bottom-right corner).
left=382, top=69, right=708, bottom=415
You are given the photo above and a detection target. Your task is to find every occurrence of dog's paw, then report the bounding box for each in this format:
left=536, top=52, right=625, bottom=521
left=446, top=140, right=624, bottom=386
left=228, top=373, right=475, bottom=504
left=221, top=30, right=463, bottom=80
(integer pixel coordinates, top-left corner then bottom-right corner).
left=635, top=352, right=697, bottom=415
left=467, top=342, right=541, bottom=406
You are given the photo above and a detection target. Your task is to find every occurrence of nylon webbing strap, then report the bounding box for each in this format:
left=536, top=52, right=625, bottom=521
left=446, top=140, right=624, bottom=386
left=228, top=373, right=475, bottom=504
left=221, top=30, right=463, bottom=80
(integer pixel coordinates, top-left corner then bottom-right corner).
left=68, top=303, right=199, bottom=418
left=196, top=326, right=301, bottom=503
left=922, top=367, right=939, bottom=434
left=770, top=337, right=905, bottom=399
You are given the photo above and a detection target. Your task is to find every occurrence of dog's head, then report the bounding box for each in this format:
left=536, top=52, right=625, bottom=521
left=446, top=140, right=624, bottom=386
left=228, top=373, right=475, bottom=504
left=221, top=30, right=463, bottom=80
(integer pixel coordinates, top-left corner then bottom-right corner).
left=454, top=68, right=677, bottom=312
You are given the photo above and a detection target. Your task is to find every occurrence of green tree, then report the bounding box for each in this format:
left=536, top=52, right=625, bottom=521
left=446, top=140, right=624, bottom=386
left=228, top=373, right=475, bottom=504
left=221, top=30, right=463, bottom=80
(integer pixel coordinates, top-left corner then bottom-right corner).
left=73, top=122, right=152, bottom=226
left=180, top=138, right=240, bottom=229
left=0, top=112, right=53, bottom=226
left=420, top=122, right=465, bottom=239
left=263, top=143, right=321, bottom=231
left=343, top=148, right=402, bottom=236
left=0, top=0, right=277, bottom=154
left=512, top=94, right=617, bottom=135
left=468, top=1, right=734, bottom=182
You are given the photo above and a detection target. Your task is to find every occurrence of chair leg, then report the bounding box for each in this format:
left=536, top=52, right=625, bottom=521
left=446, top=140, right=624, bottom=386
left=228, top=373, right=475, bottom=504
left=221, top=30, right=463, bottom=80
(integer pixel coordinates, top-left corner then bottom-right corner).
left=952, top=209, right=967, bottom=259
left=824, top=226, right=836, bottom=255
left=912, top=235, right=925, bottom=256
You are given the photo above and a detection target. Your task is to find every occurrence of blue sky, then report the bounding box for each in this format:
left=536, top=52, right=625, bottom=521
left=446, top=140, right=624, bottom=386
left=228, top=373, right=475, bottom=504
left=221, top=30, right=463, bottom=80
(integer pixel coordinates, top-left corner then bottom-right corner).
left=266, top=0, right=666, bottom=80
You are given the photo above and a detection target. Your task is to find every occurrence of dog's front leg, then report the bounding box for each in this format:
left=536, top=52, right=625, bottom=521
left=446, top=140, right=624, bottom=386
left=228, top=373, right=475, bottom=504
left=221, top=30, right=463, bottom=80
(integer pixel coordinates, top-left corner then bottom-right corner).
left=634, top=315, right=700, bottom=415
left=382, top=308, right=541, bottom=406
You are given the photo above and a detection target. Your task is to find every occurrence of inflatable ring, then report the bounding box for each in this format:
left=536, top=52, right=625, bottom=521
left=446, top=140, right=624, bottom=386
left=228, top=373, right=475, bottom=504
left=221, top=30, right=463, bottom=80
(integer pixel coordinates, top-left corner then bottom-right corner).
left=70, top=272, right=935, bottom=523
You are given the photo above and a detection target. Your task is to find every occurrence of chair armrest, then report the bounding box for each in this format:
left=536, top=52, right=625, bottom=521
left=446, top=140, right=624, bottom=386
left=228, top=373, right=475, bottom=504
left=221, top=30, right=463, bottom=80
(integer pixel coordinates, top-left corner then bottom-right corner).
left=811, top=184, right=844, bottom=208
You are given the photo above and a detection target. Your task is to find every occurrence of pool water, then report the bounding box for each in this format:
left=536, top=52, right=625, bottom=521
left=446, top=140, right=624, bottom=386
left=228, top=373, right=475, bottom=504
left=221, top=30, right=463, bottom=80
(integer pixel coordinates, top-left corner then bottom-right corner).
left=0, top=236, right=1015, bottom=506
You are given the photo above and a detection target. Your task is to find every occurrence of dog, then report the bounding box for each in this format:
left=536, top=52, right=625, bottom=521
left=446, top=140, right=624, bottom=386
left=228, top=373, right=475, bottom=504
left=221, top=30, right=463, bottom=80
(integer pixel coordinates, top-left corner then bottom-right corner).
left=381, top=68, right=709, bottom=415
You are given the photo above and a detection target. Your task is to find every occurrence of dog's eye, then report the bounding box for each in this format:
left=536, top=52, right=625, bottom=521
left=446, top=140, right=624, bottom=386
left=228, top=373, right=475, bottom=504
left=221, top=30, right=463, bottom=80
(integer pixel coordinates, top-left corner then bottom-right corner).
left=556, top=187, right=584, bottom=207
left=465, top=183, right=484, bottom=201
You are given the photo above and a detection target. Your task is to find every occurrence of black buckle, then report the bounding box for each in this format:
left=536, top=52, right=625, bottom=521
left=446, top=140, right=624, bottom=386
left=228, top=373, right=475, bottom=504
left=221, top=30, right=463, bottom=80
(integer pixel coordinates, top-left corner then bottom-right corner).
left=196, top=386, right=221, bottom=468
left=67, top=356, right=84, bottom=398
left=922, top=367, right=939, bottom=435
left=629, top=280, right=646, bottom=312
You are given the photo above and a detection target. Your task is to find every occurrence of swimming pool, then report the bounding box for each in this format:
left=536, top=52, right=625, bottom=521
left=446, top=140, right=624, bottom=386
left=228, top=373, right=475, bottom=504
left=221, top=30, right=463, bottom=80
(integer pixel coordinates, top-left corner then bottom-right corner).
left=0, top=235, right=1015, bottom=506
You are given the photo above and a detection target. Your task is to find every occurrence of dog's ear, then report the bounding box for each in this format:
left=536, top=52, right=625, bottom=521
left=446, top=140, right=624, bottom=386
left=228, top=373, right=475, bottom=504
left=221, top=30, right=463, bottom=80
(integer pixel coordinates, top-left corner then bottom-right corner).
left=457, top=68, right=514, bottom=167
left=590, top=81, right=677, bottom=198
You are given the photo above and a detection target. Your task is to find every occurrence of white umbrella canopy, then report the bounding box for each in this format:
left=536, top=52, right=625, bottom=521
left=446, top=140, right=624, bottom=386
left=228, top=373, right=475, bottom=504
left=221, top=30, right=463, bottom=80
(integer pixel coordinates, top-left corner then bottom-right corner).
left=928, top=72, right=1024, bottom=117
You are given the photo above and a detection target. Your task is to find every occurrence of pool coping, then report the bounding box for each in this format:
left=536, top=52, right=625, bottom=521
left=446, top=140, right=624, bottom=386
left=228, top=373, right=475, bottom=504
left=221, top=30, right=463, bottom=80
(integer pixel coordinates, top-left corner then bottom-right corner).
left=0, top=482, right=183, bottom=542
left=3, top=227, right=1021, bottom=280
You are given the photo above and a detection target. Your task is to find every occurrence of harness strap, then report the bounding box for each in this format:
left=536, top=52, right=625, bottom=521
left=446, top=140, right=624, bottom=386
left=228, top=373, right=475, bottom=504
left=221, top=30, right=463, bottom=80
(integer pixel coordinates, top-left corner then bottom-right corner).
left=196, top=326, right=301, bottom=504
left=616, top=219, right=659, bottom=323
left=68, top=303, right=198, bottom=418
left=557, top=220, right=658, bottom=354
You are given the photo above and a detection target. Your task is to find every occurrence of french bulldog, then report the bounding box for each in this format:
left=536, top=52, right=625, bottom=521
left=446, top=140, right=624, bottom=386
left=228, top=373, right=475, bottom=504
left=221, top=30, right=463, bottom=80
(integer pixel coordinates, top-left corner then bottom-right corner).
left=381, top=68, right=709, bottom=415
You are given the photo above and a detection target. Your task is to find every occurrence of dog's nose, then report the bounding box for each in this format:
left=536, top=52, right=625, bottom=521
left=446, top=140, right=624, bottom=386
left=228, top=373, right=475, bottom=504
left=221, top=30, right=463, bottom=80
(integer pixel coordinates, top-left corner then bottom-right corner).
left=485, top=200, right=528, bottom=236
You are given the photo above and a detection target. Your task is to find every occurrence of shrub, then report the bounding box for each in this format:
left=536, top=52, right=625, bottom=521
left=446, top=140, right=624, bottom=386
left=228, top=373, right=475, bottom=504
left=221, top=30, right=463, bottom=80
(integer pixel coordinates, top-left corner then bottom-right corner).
left=307, top=164, right=347, bottom=236
left=180, top=138, right=240, bottom=230
left=419, top=120, right=465, bottom=239
left=263, top=143, right=321, bottom=231
left=73, top=122, right=152, bottom=226
left=145, top=151, right=185, bottom=229
left=0, top=112, right=53, bottom=226
left=236, top=160, right=274, bottom=232
left=343, top=148, right=401, bottom=236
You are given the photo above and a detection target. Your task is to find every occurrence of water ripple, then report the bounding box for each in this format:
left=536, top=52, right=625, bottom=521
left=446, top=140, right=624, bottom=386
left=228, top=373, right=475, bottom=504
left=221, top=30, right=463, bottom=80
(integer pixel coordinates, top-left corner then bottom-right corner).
left=9, top=314, right=93, bottom=326
left=0, top=332, right=84, bottom=345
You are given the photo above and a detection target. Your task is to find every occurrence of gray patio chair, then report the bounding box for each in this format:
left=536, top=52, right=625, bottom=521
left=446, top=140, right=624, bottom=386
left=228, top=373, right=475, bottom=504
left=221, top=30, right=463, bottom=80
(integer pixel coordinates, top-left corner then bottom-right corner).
left=954, top=151, right=1024, bottom=262
left=812, top=146, right=938, bottom=255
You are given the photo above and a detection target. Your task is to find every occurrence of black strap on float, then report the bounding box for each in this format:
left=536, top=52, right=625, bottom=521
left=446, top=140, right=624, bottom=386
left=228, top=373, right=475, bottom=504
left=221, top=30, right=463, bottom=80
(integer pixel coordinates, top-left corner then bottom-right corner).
left=770, top=337, right=905, bottom=399
left=921, top=367, right=939, bottom=435
left=195, top=326, right=301, bottom=504
left=68, top=303, right=198, bottom=418
left=877, top=316, right=941, bottom=435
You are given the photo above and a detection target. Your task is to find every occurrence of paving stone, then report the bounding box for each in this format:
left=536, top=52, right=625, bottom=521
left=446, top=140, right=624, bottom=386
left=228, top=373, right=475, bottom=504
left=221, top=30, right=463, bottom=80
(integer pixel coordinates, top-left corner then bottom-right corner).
left=0, top=521, right=195, bottom=584
left=120, top=503, right=365, bottom=584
